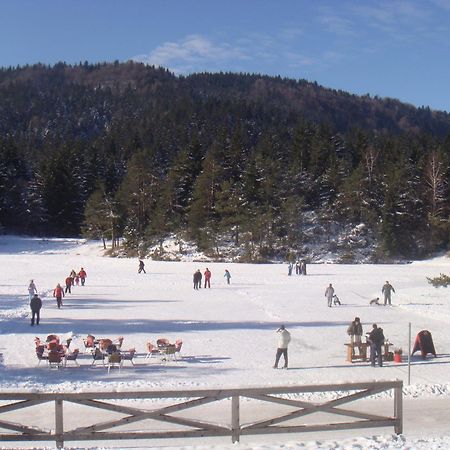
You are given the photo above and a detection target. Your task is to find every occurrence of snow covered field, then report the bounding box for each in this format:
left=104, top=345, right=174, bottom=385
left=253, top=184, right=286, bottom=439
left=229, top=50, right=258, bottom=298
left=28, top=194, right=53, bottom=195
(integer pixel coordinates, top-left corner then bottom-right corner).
left=0, top=235, right=450, bottom=449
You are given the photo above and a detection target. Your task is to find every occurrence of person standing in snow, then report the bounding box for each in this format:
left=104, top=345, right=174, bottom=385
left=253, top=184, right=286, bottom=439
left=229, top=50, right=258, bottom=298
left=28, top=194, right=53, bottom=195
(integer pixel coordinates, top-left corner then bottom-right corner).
left=28, top=279, right=37, bottom=300
left=30, top=293, right=42, bottom=326
left=138, top=260, right=146, bottom=274
left=288, top=263, right=293, bottom=276
left=204, top=268, right=211, bottom=289
left=295, top=261, right=300, bottom=275
left=347, top=317, right=363, bottom=355
left=53, top=283, right=65, bottom=309
left=325, top=283, right=335, bottom=307
left=78, top=267, right=87, bottom=286
left=273, top=325, right=291, bottom=369
left=382, top=281, right=395, bottom=305
left=300, top=260, right=307, bottom=275
left=193, top=270, right=202, bottom=290
left=65, top=275, right=72, bottom=294
left=224, top=269, right=231, bottom=284
left=367, top=323, right=385, bottom=367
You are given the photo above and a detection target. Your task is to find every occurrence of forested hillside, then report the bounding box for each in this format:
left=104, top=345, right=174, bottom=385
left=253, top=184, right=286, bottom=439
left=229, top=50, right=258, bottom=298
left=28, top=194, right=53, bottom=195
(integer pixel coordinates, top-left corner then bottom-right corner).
left=0, top=61, right=449, bottom=261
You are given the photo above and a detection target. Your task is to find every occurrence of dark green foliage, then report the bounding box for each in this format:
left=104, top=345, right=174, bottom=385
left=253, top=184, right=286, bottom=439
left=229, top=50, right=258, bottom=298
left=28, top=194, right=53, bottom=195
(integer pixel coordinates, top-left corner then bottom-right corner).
left=0, top=62, right=449, bottom=259
left=427, top=273, right=450, bottom=288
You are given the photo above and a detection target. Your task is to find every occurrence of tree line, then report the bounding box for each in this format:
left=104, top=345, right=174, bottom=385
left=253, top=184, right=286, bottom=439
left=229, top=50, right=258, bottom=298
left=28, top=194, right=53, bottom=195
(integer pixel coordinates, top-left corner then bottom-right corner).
left=0, top=62, right=449, bottom=260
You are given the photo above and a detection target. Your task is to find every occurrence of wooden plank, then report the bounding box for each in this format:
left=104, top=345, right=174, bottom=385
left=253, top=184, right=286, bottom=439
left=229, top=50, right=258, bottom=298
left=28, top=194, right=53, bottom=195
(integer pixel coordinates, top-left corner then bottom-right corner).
left=231, top=395, right=240, bottom=443
left=55, top=399, right=64, bottom=449
left=0, top=399, right=48, bottom=414
left=0, top=419, right=48, bottom=435
left=0, top=381, right=403, bottom=445
left=0, top=380, right=402, bottom=401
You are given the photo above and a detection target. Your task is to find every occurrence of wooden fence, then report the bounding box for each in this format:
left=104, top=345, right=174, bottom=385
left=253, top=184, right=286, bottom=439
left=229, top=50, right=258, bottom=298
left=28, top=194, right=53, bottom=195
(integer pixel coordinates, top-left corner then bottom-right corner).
left=0, top=380, right=402, bottom=448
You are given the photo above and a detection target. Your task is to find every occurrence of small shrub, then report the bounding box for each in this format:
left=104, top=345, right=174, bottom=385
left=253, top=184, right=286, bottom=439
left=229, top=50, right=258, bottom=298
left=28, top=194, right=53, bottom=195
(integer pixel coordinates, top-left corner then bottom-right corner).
left=426, top=273, right=450, bottom=288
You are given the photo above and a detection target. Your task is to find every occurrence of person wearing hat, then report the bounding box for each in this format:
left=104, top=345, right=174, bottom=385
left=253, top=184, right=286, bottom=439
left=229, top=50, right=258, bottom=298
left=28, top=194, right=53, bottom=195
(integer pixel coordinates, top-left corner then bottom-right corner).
left=273, top=325, right=291, bottom=369
left=30, top=293, right=42, bottom=326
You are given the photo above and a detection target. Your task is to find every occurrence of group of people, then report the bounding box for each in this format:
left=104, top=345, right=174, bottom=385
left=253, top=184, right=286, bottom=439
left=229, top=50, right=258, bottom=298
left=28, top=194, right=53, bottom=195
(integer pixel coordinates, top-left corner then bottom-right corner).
left=57, top=268, right=87, bottom=307
left=193, top=268, right=232, bottom=289
left=28, top=267, right=87, bottom=325
left=288, top=260, right=307, bottom=276
left=347, top=317, right=386, bottom=367
left=325, top=281, right=396, bottom=308
left=274, top=279, right=397, bottom=369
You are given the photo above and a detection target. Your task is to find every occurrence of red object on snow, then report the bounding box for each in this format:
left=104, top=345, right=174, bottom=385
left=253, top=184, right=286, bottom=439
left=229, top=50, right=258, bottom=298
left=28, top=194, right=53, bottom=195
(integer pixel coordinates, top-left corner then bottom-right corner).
left=411, top=330, right=437, bottom=359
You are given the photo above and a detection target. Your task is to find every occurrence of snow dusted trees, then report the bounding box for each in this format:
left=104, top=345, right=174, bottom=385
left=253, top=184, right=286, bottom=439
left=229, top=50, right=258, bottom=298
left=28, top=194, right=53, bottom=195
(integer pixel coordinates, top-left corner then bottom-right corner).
left=83, top=185, right=120, bottom=249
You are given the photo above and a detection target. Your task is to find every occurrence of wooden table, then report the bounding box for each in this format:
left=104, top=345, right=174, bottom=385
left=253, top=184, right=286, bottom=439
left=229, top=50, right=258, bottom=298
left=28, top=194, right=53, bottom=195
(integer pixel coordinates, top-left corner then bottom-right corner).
left=345, top=343, right=368, bottom=362
left=346, top=342, right=393, bottom=363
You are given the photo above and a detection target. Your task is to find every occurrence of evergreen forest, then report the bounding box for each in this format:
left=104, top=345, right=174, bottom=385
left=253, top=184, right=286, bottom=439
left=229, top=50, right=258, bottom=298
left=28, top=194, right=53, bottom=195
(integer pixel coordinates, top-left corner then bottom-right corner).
left=0, top=61, right=449, bottom=261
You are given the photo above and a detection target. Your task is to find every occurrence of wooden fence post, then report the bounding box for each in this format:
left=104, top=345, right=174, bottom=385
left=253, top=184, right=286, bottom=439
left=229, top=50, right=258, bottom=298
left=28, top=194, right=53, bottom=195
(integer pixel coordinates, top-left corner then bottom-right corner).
left=55, top=398, right=64, bottom=449
left=394, top=383, right=403, bottom=434
left=231, top=395, right=240, bottom=443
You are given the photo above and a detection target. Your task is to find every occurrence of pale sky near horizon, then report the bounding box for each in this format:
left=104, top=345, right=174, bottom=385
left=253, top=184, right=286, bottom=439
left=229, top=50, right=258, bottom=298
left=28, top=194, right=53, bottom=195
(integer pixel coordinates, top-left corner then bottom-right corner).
left=1, top=0, right=450, bottom=112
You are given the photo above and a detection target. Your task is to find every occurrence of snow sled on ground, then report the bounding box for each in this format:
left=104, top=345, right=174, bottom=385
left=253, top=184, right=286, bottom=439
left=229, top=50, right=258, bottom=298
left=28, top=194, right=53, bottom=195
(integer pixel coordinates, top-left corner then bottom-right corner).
left=332, top=294, right=341, bottom=305
left=411, top=330, right=437, bottom=359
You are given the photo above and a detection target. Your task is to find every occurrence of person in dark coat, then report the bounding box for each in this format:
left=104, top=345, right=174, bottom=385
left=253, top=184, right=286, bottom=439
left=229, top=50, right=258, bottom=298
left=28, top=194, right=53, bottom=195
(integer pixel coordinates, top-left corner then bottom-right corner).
left=138, top=260, right=146, bottom=274
left=193, top=270, right=202, bottom=290
left=30, top=293, right=42, bottom=326
left=224, top=269, right=231, bottom=284
left=367, top=323, right=385, bottom=367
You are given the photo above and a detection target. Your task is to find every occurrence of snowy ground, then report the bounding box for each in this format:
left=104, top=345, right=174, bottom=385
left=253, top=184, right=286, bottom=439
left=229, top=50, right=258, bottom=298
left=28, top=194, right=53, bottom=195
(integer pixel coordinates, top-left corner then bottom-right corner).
left=0, top=235, right=450, bottom=449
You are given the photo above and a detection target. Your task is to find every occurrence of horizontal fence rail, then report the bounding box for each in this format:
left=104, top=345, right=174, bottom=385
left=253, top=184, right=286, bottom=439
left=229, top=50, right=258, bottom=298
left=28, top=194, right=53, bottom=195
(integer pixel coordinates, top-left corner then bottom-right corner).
left=0, top=380, right=403, bottom=448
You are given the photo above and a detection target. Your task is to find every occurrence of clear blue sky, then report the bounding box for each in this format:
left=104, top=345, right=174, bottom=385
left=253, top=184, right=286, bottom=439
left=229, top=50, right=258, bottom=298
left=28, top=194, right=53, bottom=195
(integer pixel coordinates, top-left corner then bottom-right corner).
left=2, top=0, right=450, bottom=112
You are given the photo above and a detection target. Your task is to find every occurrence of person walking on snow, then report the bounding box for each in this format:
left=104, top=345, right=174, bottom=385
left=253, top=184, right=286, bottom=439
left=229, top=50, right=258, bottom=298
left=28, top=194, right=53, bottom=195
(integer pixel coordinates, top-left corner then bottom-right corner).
left=204, top=268, right=211, bottom=288
left=224, top=269, right=231, bottom=284
left=325, top=283, right=335, bottom=307
left=30, top=293, right=42, bottom=326
left=78, top=267, right=87, bottom=286
left=65, top=276, right=72, bottom=294
left=273, top=325, right=291, bottom=369
left=138, top=260, right=146, bottom=274
left=53, top=283, right=65, bottom=309
left=28, top=279, right=37, bottom=300
left=382, top=281, right=395, bottom=305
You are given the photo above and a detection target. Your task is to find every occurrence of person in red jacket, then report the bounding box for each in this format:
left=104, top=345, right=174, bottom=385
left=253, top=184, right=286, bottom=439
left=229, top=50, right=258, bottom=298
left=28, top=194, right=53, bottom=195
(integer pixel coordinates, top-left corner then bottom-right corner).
left=204, top=268, right=211, bottom=289
left=65, top=276, right=72, bottom=294
left=53, top=283, right=65, bottom=309
left=78, top=267, right=87, bottom=286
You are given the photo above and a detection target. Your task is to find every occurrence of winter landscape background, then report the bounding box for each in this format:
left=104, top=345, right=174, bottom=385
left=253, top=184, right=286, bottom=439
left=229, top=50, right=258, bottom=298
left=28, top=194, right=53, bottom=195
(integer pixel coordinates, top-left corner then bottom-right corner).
left=0, top=235, right=450, bottom=449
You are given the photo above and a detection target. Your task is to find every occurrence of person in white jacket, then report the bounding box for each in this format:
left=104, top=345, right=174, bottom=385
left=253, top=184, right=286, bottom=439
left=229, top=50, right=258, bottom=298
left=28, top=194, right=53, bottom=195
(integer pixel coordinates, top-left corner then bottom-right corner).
left=28, top=279, right=37, bottom=300
left=273, top=325, right=291, bottom=369
left=325, top=283, right=335, bottom=307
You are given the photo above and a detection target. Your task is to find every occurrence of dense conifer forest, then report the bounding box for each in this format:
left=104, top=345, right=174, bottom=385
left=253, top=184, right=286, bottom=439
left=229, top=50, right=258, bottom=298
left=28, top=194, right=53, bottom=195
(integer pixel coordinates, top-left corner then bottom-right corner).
left=0, top=61, right=449, bottom=261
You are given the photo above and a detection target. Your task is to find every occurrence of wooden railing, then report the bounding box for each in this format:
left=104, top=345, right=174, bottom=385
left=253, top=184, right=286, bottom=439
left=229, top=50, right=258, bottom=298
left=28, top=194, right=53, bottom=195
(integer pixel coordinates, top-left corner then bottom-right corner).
left=0, top=380, right=402, bottom=448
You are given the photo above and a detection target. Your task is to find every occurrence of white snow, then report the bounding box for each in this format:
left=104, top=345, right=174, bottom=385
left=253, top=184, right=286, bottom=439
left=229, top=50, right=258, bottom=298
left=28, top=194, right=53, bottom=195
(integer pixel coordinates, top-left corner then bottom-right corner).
left=1, top=235, right=450, bottom=449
